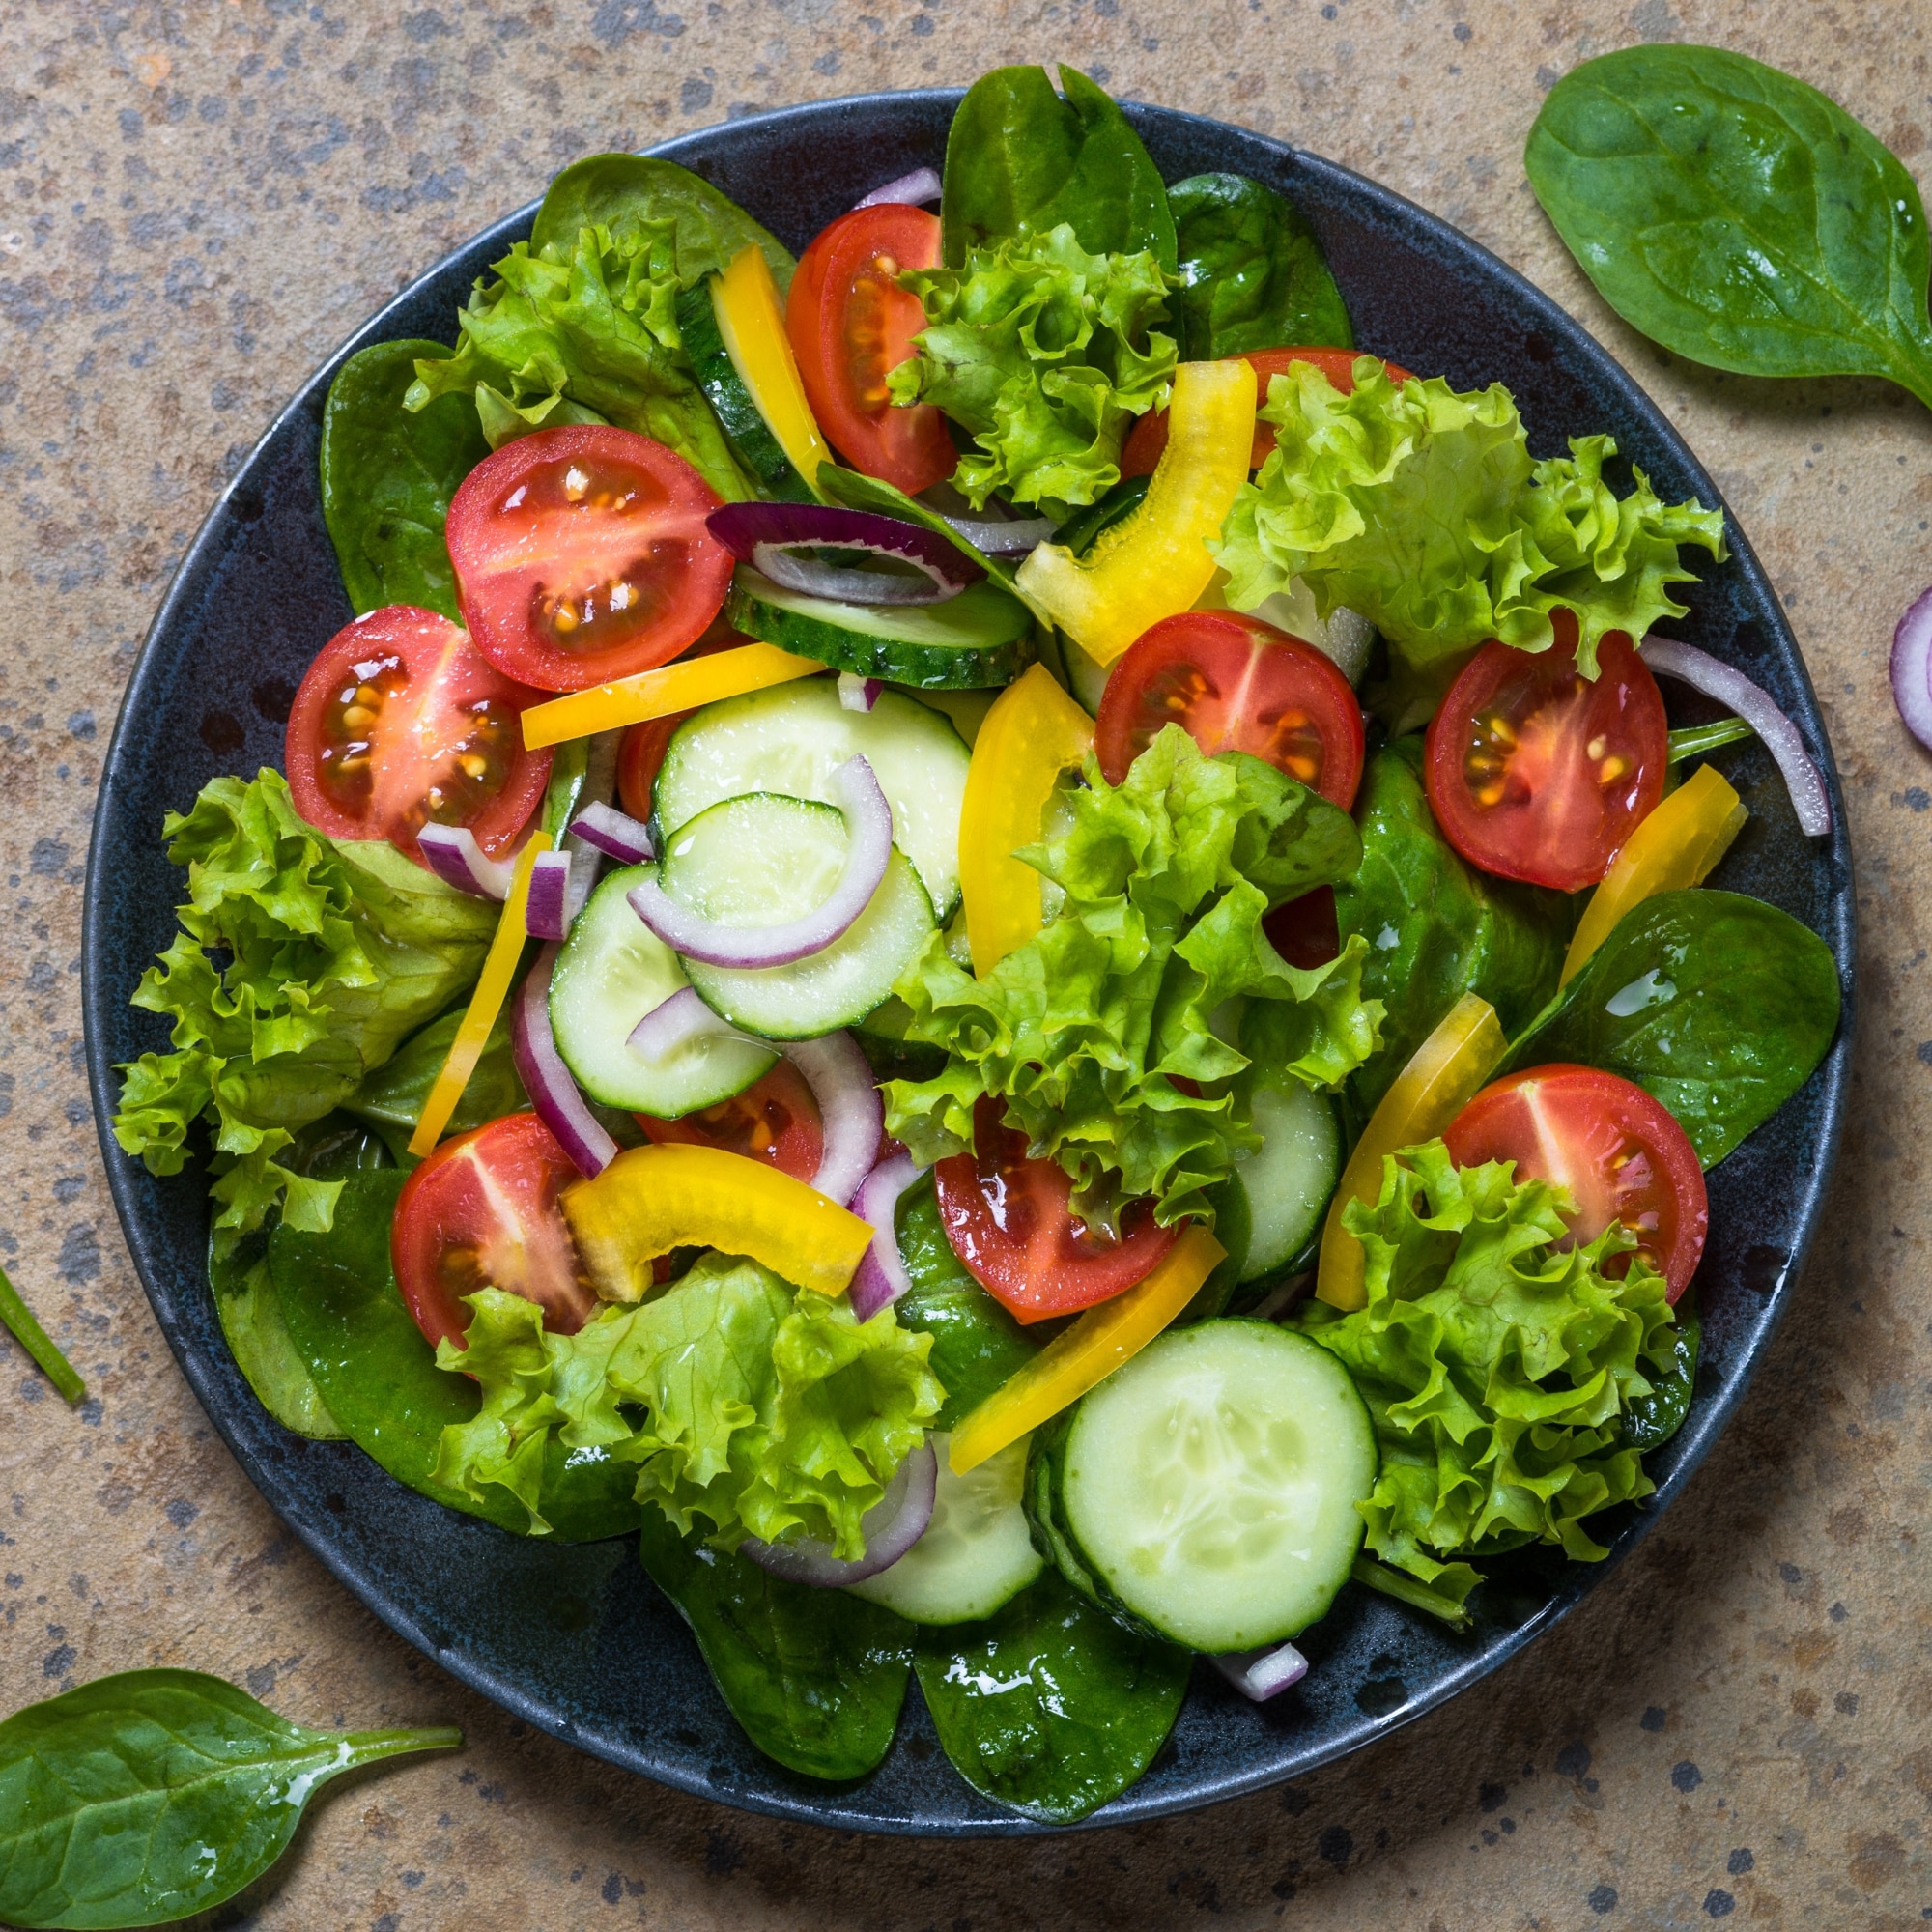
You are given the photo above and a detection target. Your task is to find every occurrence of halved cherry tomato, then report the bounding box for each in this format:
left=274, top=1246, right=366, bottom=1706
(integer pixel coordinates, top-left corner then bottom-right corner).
left=285, top=605, right=552, bottom=867
left=1095, top=610, right=1364, bottom=808
left=1443, top=1063, right=1707, bottom=1301
left=1121, top=346, right=1416, bottom=477
left=636, top=1059, right=825, bottom=1187
left=1424, top=614, right=1667, bottom=892
left=932, top=1097, right=1178, bottom=1323
left=613, top=618, right=752, bottom=820
left=445, top=424, right=732, bottom=694
left=392, top=1112, right=598, bottom=1352
left=786, top=204, right=953, bottom=495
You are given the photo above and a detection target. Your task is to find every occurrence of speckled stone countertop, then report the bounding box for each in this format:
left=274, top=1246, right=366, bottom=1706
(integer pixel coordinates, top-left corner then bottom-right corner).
left=3, top=2, right=1927, bottom=1925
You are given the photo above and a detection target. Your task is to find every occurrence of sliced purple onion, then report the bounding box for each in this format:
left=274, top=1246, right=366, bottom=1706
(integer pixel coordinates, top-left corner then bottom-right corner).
left=1640, top=636, right=1832, bottom=837
left=1892, top=586, right=1932, bottom=753
left=848, top=1152, right=923, bottom=1321
left=741, top=1438, right=937, bottom=1586
left=568, top=800, right=654, bottom=864
left=838, top=671, right=884, bottom=713
left=416, top=823, right=517, bottom=899
left=854, top=166, right=942, bottom=210
left=942, top=512, right=1060, bottom=555
left=628, top=754, right=894, bottom=968
left=525, top=849, right=574, bottom=942
left=708, top=501, right=980, bottom=606
left=625, top=984, right=733, bottom=1064
left=511, top=945, right=618, bottom=1178
left=1212, top=1641, right=1309, bottom=1703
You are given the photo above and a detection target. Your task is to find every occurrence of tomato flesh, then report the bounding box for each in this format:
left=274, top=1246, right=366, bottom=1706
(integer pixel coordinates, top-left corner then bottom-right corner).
left=285, top=605, right=552, bottom=866
left=1095, top=610, right=1364, bottom=809
left=1424, top=616, right=1667, bottom=892
left=1443, top=1063, right=1707, bottom=1301
left=445, top=424, right=732, bottom=694
left=636, top=1059, right=825, bottom=1187
left=391, top=1112, right=598, bottom=1352
left=932, top=1098, right=1178, bottom=1323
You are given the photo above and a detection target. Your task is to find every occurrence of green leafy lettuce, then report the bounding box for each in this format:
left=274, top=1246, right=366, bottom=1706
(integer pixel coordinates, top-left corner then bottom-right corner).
left=889, top=223, right=1179, bottom=515
left=113, top=773, right=497, bottom=1256
left=884, top=726, right=1382, bottom=1233
left=432, top=1254, right=943, bottom=1551
left=1213, top=359, right=1727, bottom=680
left=1298, top=1140, right=1681, bottom=1614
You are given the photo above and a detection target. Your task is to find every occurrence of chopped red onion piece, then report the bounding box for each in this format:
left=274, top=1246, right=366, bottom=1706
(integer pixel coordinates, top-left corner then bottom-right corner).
left=525, top=849, right=573, bottom=942
left=1212, top=1641, right=1309, bottom=1702
left=942, top=512, right=1060, bottom=555
left=568, top=801, right=655, bottom=863
left=510, top=945, right=618, bottom=1178
left=854, top=166, right=942, bottom=209
left=1892, top=587, right=1932, bottom=753
left=416, top=823, right=516, bottom=899
left=741, top=1437, right=938, bottom=1586
left=709, top=501, right=980, bottom=606
left=848, top=1151, right=923, bottom=1321
left=838, top=672, right=883, bottom=713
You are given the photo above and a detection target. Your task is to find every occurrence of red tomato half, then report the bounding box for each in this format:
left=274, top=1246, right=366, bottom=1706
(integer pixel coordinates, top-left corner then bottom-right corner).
left=445, top=425, right=732, bottom=694
left=932, top=1098, right=1178, bottom=1323
left=1095, top=611, right=1365, bottom=808
left=1424, top=616, right=1666, bottom=892
left=285, top=605, right=553, bottom=866
left=636, top=1059, right=825, bottom=1186
left=392, top=1113, right=598, bottom=1352
left=1121, top=346, right=1416, bottom=477
left=1444, top=1064, right=1707, bottom=1301
left=787, top=204, right=953, bottom=495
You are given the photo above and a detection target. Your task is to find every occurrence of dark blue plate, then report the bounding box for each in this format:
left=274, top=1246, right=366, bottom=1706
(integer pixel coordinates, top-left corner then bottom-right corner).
left=83, top=91, right=1854, bottom=1834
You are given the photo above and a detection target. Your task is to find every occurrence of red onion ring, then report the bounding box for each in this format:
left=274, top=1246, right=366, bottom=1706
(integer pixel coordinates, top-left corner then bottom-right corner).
left=848, top=1152, right=923, bottom=1321
left=1891, top=586, right=1932, bottom=753
left=854, top=166, right=942, bottom=210
left=838, top=672, right=884, bottom=713
left=1212, top=1641, right=1309, bottom=1702
left=510, top=945, right=619, bottom=1178
left=740, top=1437, right=938, bottom=1586
left=627, top=754, right=894, bottom=968
left=416, top=824, right=517, bottom=898
left=525, top=849, right=574, bottom=942
left=1640, top=637, right=1832, bottom=838
left=709, top=502, right=981, bottom=606
left=568, top=801, right=655, bottom=864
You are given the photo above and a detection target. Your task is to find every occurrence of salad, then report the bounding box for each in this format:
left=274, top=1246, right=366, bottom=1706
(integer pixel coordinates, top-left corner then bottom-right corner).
left=112, top=66, right=1842, bottom=1824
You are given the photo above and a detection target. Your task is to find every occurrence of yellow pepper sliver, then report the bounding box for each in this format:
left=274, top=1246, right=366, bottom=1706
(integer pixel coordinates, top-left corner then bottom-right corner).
left=1315, top=993, right=1506, bottom=1313
left=948, top=1226, right=1226, bottom=1475
left=408, top=834, right=551, bottom=1158
left=713, top=244, right=832, bottom=489
left=520, top=641, right=824, bottom=750
left=1560, top=763, right=1747, bottom=984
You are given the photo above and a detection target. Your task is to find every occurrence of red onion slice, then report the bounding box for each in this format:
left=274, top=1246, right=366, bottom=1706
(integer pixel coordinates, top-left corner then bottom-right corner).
left=568, top=801, right=655, bottom=864
left=417, top=824, right=517, bottom=899
left=709, top=501, right=981, bottom=607
left=854, top=166, right=942, bottom=209
left=942, top=512, right=1060, bottom=556
left=838, top=672, right=884, bottom=713
left=1212, top=1641, right=1309, bottom=1703
left=525, top=849, right=574, bottom=942
left=627, top=754, right=894, bottom=968
left=625, top=984, right=733, bottom=1064
left=741, top=1437, right=938, bottom=1586
left=510, top=945, right=619, bottom=1178
left=848, top=1152, right=923, bottom=1321
left=1639, top=637, right=1832, bottom=837
left=1891, top=586, right=1932, bottom=753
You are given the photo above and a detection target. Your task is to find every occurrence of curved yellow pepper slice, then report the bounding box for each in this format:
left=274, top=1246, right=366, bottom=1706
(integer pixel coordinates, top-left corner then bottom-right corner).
left=521, top=641, right=824, bottom=750
left=1316, top=993, right=1506, bottom=1312
left=959, top=664, right=1095, bottom=975
left=714, top=244, right=832, bottom=489
left=560, top=1143, right=872, bottom=1302
left=1560, top=763, right=1746, bottom=985
left=1015, top=359, right=1257, bottom=666
left=948, top=1226, right=1226, bottom=1475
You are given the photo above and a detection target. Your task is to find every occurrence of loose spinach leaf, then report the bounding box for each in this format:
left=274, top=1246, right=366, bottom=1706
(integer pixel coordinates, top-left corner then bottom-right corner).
left=1621, top=1292, right=1699, bottom=1452
left=1167, top=173, right=1353, bottom=360
left=270, top=1172, right=642, bottom=1540
left=0, top=1668, right=457, bottom=1931
left=1502, top=890, right=1841, bottom=1167
left=319, top=338, right=491, bottom=622
left=1525, top=45, right=1932, bottom=409
left=638, top=1509, right=912, bottom=1781
left=941, top=65, right=1177, bottom=270
left=914, top=1572, right=1191, bottom=1824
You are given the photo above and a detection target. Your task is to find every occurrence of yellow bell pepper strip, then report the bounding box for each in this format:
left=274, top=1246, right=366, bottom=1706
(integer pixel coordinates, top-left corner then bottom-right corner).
left=713, top=244, right=832, bottom=491
left=1559, top=763, right=1747, bottom=984
left=1014, top=359, right=1257, bottom=666
left=1315, top=992, right=1506, bottom=1313
left=520, top=641, right=823, bottom=750
left=560, top=1143, right=872, bottom=1302
left=408, top=834, right=552, bottom=1157
left=948, top=1225, right=1226, bottom=1475
left=959, top=663, right=1096, bottom=975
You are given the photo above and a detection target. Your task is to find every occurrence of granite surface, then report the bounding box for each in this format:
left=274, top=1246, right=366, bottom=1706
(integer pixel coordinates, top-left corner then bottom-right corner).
left=2, top=1, right=1928, bottom=1925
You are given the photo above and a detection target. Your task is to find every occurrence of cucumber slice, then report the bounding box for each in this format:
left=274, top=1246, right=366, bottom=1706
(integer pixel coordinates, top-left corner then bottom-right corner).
left=1235, top=1079, right=1340, bottom=1283
left=549, top=863, right=775, bottom=1114
left=661, top=792, right=938, bottom=1038
left=654, top=677, right=972, bottom=919
left=727, top=566, right=1034, bottom=689
left=844, top=1435, right=1043, bottom=1625
left=676, top=279, right=813, bottom=503
left=1031, top=1320, right=1377, bottom=1652
left=1060, top=634, right=1112, bottom=717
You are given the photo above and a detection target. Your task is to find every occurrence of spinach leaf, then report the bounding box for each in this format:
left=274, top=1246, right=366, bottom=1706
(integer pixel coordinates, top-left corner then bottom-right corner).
left=1525, top=45, right=1932, bottom=410
left=941, top=65, right=1176, bottom=270
left=638, top=1510, right=911, bottom=1781
left=319, top=338, right=491, bottom=622
left=914, top=1572, right=1191, bottom=1823
left=0, top=1668, right=457, bottom=1931
left=270, top=1172, right=642, bottom=1540
left=1167, top=173, right=1353, bottom=360
left=209, top=1237, right=343, bottom=1439
left=816, top=464, right=1016, bottom=585
left=1621, top=1292, right=1699, bottom=1452
left=1502, top=889, right=1841, bottom=1167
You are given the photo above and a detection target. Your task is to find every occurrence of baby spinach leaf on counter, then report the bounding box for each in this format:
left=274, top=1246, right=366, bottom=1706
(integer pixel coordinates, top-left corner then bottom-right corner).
left=941, top=64, right=1176, bottom=270
left=1501, top=889, right=1840, bottom=1168
left=319, top=338, right=491, bottom=623
left=1620, top=1292, right=1699, bottom=1452
left=1526, top=45, right=1932, bottom=411
left=638, top=1509, right=912, bottom=1782
left=0, top=1669, right=460, bottom=1932
left=913, top=1572, right=1191, bottom=1824
left=342, top=1003, right=527, bottom=1155
left=1167, top=173, right=1353, bottom=360
left=0, top=1266, right=83, bottom=1407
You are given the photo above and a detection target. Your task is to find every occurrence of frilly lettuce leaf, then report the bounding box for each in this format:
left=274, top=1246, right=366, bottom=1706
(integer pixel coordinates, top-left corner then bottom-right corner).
left=884, top=727, right=1381, bottom=1232
left=888, top=223, right=1178, bottom=515
left=1298, top=1139, right=1682, bottom=1613
left=1212, top=358, right=1726, bottom=679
